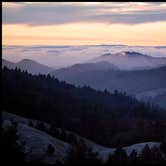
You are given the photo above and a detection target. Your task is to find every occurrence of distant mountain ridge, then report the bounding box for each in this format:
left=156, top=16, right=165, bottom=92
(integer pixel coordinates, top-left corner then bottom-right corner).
left=50, top=51, right=166, bottom=109
left=2, top=58, right=53, bottom=74
left=93, top=51, right=166, bottom=70
left=102, top=51, right=147, bottom=57
left=136, top=88, right=166, bottom=109
left=3, top=51, right=166, bottom=108
left=2, top=59, right=15, bottom=69
left=51, top=65, right=166, bottom=94
left=52, top=61, right=119, bottom=76
left=51, top=65, right=166, bottom=108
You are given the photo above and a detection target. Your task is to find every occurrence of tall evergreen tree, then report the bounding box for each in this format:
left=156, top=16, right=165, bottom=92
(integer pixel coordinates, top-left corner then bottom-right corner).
left=1, top=123, right=25, bottom=164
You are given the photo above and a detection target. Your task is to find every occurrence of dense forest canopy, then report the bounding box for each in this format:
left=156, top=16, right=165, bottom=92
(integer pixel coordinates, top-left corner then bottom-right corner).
left=2, top=67, right=166, bottom=147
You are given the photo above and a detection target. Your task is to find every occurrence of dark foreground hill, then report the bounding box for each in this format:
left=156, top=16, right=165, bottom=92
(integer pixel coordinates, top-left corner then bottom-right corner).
left=2, top=111, right=165, bottom=165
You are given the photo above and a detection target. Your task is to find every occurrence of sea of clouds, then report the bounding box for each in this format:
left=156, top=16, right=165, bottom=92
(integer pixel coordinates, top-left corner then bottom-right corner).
left=2, top=45, right=166, bottom=68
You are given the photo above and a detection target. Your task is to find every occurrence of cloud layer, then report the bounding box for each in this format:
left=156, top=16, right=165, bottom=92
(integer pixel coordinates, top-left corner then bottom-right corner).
left=2, top=2, right=166, bottom=25
left=3, top=45, right=166, bottom=67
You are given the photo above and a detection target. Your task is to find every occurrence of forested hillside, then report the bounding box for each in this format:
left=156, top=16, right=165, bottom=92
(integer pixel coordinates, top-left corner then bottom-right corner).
left=2, top=67, right=166, bottom=147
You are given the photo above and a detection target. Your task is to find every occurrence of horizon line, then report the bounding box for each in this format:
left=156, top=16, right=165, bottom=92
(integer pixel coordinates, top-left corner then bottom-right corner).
left=3, top=44, right=166, bottom=47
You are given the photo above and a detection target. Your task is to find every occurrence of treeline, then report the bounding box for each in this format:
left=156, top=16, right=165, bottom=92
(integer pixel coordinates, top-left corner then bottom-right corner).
left=1, top=124, right=166, bottom=165
left=27, top=119, right=166, bottom=165
left=66, top=140, right=166, bottom=166
left=2, top=67, right=166, bottom=147
left=1, top=123, right=25, bottom=165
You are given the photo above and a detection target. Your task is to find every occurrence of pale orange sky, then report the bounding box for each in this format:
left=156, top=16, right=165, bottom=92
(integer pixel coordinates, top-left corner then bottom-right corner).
left=2, top=22, right=166, bottom=46
left=2, top=2, right=166, bottom=46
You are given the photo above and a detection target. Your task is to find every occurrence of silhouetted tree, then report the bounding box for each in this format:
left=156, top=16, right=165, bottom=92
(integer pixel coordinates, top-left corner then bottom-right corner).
left=28, top=120, right=34, bottom=127
left=160, top=140, right=166, bottom=154
left=1, top=123, right=25, bottom=164
left=65, top=140, right=100, bottom=165
left=139, top=144, right=153, bottom=163
left=47, top=144, right=55, bottom=156
left=111, top=146, right=128, bottom=164
left=129, top=149, right=138, bottom=163
left=151, top=146, right=163, bottom=161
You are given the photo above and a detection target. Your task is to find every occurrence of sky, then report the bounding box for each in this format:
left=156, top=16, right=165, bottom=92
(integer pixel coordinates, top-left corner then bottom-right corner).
left=2, top=2, right=166, bottom=46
